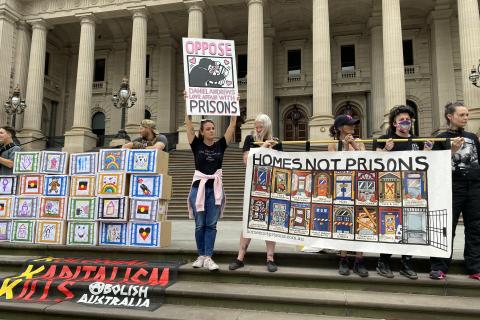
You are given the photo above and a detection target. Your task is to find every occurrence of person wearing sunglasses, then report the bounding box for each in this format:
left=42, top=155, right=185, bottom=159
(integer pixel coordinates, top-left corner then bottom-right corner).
left=185, top=111, right=237, bottom=271
left=229, top=113, right=283, bottom=272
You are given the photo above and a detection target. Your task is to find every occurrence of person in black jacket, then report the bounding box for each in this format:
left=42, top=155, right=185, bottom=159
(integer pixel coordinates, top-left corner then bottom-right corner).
left=430, top=102, right=480, bottom=280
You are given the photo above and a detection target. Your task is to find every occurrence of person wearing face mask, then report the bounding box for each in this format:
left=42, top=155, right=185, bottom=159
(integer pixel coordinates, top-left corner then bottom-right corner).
left=373, top=105, right=433, bottom=280
left=184, top=113, right=237, bottom=271
left=328, top=115, right=369, bottom=277
left=229, top=113, right=283, bottom=273
left=430, top=102, right=480, bottom=281
left=0, top=126, right=21, bottom=175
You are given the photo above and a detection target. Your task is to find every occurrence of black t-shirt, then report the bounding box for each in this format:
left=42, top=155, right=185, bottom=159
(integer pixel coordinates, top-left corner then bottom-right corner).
left=433, top=130, right=480, bottom=180
left=242, top=135, right=283, bottom=152
left=373, top=133, right=424, bottom=151
left=190, top=135, right=227, bottom=187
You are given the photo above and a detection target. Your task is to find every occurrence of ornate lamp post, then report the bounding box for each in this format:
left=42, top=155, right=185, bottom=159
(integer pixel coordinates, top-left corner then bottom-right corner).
left=4, top=85, right=27, bottom=128
left=112, top=77, right=137, bottom=140
left=469, top=61, right=480, bottom=88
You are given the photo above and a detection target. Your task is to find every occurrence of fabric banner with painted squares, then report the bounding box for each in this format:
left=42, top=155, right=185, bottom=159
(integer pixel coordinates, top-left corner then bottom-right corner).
left=19, top=175, right=44, bottom=195
left=70, top=176, right=96, bottom=197
left=35, top=220, right=65, bottom=244
left=67, top=198, right=97, bottom=221
left=39, top=197, right=67, bottom=219
left=129, top=198, right=159, bottom=221
left=99, top=222, right=128, bottom=245
left=44, top=175, right=69, bottom=197
left=96, top=173, right=126, bottom=196
left=243, top=148, right=453, bottom=258
left=13, top=152, right=41, bottom=174
left=130, top=175, right=162, bottom=198
left=0, top=197, right=13, bottom=219
left=98, top=149, right=127, bottom=172
left=128, top=222, right=159, bottom=247
left=126, top=150, right=157, bottom=173
left=10, top=220, right=35, bottom=243
left=40, top=151, right=68, bottom=174
left=13, top=197, right=39, bottom=219
left=67, top=221, right=97, bottom=245
left=97, top=197, right=128, bottom=221
left=70, top=152, right=98, bottom=175
left=0, top=176, right=17, bottom=195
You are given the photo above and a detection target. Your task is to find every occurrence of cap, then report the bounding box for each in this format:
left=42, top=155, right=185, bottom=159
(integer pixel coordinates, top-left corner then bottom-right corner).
left=140, top=119, right=158, bottom=135
left=334, top=114, right=360, bottom=129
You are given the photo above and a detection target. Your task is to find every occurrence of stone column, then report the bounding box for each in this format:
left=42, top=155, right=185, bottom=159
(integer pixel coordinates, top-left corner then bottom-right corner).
left=264, top=26, right=275, bottom=129
left=369, top=3, right=385, bottom=137
left=0, top=10, right=17, bottom=128
left=157, top=35, right=176, bottom=132
left=428, top=3, right=456, bottom=133
left=12, top=21, right=31, bottom=130
left=309, top=0, right=333, bottom=139
left=177, top=0, right=205, bottom=150
left=63, top=14, right=98, bottom=153
left=457, top=0, right=480, bottom=133
left=125, top=7, right=148, bottom=138
left=240, top=0, right=265, bottom=142
left=18, top=20, right=48, bottom=150
left=382, top=0, right=406, bottom=130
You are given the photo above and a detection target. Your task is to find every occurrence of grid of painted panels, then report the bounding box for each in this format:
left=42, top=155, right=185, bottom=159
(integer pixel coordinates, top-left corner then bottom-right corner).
left=247, top=165, right=445, bottom=250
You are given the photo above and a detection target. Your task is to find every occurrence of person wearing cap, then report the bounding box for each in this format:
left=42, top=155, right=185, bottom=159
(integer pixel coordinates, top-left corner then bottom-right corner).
left=0, top=126, right=21, bottom=175
left=123, top=119, right=168, bottom=151
left=328, top=114, right=369, bottom=278
left=373, top=105, right=433, bottom=280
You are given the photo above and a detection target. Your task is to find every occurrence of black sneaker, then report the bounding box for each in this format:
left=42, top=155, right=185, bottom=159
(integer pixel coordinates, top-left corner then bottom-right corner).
left=353, top=258, right=369, bottom=277
left=266, top=260, right=278, bottom=272
left=229, top=259, right=244, bottom=271
left=338, top=257, right=350, bottom=276
left=376, top=259, right=394, bottom=278
left=400, top=258, right=418, bottom=280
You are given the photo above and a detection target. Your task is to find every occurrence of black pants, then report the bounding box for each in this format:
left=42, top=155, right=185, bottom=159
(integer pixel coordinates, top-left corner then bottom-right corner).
left=430, top=179, right=480, bottom=274
left=379, top=254, right=412, bottom=263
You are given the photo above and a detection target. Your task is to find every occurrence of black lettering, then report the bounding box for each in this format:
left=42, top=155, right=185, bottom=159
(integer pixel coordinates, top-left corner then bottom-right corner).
left=292, top=158, right=302, bottom=170
left=272, top=156, right=283, bottom=168
left=331, top=159, right=341, bottom=170
left=358, top=158, right=367, bottom=171
left=223, top=101, right=230, bottom=114
left=283, top=158, right=292, bottom=168
left=262, top=154, right=272, bottom=166
left=208, top=100, right=216, bottom=113
left=305, top=158, right=316, bottom=170
left=198, top=100, right=207, bottom=113
left=346, top=158, right=357, bottom=170
left=231, top=101, right=238, bottom=114
left=398, top=157, right=413, bottom=171
left=317, top=159, right=330, bottom=171
left=374, top=158, right=385, bottom=171
left=386, top=159, right=398, bottom=171
left=415, top=156, right=429, bottom=171
left=189, top=100, right=198, bottom=113
left=216, top=100, right=224, bottom=113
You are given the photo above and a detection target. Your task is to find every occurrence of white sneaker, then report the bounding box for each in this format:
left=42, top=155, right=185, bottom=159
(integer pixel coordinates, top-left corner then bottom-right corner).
left=192, top=256, right=205, bottom=268
left=203, top=257, right=219, bottom=271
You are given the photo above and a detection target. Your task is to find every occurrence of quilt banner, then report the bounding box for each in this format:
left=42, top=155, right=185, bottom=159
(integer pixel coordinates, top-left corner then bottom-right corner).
left=243, top=148, right=452, bottom=258
left=182, top=37, right=239, bottom=116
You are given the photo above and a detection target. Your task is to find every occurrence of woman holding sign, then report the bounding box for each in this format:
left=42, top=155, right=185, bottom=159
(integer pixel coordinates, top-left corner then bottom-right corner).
left=328, top=115, right=369, bottom=277
left=373, top=105, right=432, bottom=280
left=185, top=112, right=237, bottom=271
left=430, top=102, right=480, bottom=281
left=229, top=114, right=283, bottom=273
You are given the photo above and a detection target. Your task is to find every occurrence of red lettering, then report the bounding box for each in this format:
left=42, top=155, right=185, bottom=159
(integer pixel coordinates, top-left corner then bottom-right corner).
left=92, top=267, right=106, bottom=282
left=24, top=279, right=38, bottom=301
left=58, top=265, right=73, bottom=279
left=15, top=279, right=31, bottom=300
left=57, top=281, right=74, bottom=300
left=69, top=266, right=82, bottom=280
left=120, top=268, right=132, bottom=284
left=158, top=268, right=170, bottom=287
left=40, top=265, right=57, bottom=279
left=81, top=266, right=97, bottom=280
left=38, top=280, right=53, bottom=302
left=130, top=268, right=149, bottom=285
left=107, top=266, right=118, bottom=283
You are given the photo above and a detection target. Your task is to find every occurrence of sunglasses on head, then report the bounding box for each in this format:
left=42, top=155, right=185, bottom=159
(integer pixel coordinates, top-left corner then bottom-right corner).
left=200, top=119, right=213, bottom=123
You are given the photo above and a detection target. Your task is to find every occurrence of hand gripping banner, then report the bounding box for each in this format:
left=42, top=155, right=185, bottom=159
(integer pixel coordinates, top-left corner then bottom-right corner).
left=243, top=148, right=452, bottom=258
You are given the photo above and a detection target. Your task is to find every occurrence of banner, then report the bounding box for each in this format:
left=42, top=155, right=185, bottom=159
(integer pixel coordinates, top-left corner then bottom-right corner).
left=182, top=37, right=239, bottom=116
left=243, top=149, right=452, bottom=258
left=0, top=257, right=182, bottom=310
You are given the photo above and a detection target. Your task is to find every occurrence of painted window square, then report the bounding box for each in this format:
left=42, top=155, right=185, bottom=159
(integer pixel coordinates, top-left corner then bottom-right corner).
left=70, top=153, right=98, bottom=175
left=126, top=150, right=157, bottom=173
left=130, top=175, right=162, bottom=198
left=11, top=220, right=35, bottom=243
left=98, top=149, right=127, bottom=172
left=67, top=221, right=97, bottom=245
left=44, top=175, right=69, bottom=196
left=40, top=151, right=68, bottom=174
left=13, top=197, right=39, bottom=219
left=97, top=197, right=127, bottom=220
left=0, top=176, right=17, bottom=195
left=39, top=197, right=66, bottom=219
left=70, top=176, right=96, bottom=197
left=129, top=198, right=159, bottom=221
left=99, top=222, right=127, bottom=245
left=36, top=220, right=64, bottom=244
left=13, top=152, right=41, bottom=174
left=19, top=175, right=44, bottom=195
left=68, top=198, right=97, bottom=221
left=128, top=222, right=159, bottom=247
left=96, top=173, right=126, bottom=196
left=0, top=197, right=13, bottom=219
left=0, top=220, right=12, bottom=241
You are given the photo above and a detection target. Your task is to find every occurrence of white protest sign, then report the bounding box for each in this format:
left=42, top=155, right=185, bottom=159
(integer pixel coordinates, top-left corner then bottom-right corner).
left=243, top=148, right=453, bottom=258
left=182, top=37, right=239, bottom=116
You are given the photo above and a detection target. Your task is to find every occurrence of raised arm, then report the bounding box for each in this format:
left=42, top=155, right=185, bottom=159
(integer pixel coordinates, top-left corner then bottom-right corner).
left=224, top=116, right=237, bottom=144
left=185, top=113, right=195, bottom=145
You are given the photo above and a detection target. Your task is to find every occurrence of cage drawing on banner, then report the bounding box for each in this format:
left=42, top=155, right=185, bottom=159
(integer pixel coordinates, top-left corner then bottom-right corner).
left=0, top=220, right=12, bottom=241
left=44, top=175, right=69, bottom=197
left=289, top=202, right=310, bottom=236
left=13, top=152, right=41, bottom=174
left=378, top=172, right=402, bottom=207
left=0, top=197, right=13, bottom=219
left=248, top=197, right=269, bottom=230
left=333, top=171, right=355, bottom=205
left=428, top=209, right=448, bottom=251
left=67, top=221, right=98, bottom=245
left=356, top=171, right=377, bottom=206
left=40, top=151, right=68, bottom=174
left=0, top=176, right=17, bottom=195
left=310, top=204, right=332, bottom=238
left=98, top=149, right=127, bottom=172
left=312, top=171, right=333, bottom=204
left=402, top=171, right=428, bottom=207
left=333, top=205, right=354, bottom=240
left=403, top=207, right=428, bottom=244
left=70, top=152, right=98, bottom=175
left=268, top=199, right=289, bottom=233
left=271, top=168, right=291, bottom=200
left=251, top=165, right=272, bottom=197
left=291, top=170, right=312, bottom=202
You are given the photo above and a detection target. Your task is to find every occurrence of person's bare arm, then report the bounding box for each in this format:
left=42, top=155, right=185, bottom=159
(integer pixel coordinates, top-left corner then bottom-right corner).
left=224, top=116, right=237, bottom=144
left=0, top=157, right=13, bottom=168
left=185, top=113, right=195, bottom=145
left=122, top=142, right=134, bottom=149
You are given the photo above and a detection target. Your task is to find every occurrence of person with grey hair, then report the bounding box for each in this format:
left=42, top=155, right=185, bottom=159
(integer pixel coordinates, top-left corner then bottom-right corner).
left=229, top=113, right=283, bottom=272
left=123, top=119, right=168, bottom=151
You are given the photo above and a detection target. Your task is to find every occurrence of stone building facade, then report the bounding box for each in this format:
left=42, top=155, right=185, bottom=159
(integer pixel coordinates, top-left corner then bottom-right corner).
left=0, top=0, right=479, bottom=152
